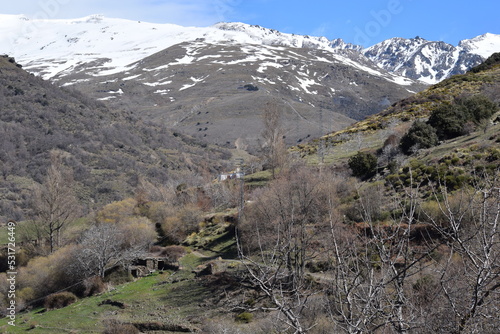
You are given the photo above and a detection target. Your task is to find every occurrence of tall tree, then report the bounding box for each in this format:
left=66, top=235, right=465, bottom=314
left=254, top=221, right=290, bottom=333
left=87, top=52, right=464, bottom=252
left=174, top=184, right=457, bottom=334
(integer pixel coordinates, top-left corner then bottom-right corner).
left=31, top=152, right=80, bottom=253
left=423, top=172, right=500, bottom=333
left=261, top=101, right=288, bottom=179
left=240, top=167, right=328, bottom=333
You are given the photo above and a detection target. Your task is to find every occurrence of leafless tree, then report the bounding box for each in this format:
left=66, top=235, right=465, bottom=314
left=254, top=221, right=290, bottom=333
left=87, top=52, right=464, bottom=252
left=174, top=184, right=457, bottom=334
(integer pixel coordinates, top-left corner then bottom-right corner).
left=423, top=171, right=499, bottom=333
left=77, top=220, right=154, bottom=278
left=77, top=224, right=124, bottom=278
left=261, top=101, right=288, bottom=179
left=325, top=174, right=438, bottom=333
left=31, top=152, right=81, bottom=253
left=240, top=167, right=329, bottom=333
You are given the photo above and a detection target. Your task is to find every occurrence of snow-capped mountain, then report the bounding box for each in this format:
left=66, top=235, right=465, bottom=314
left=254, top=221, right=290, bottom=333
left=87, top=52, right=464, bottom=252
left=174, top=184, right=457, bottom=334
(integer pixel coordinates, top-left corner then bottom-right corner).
left=458, top=33, right=500, bottom=58
left=0, top=14, right=390, bottom=82
left=0, top=14, right=426, bottom=148
left=1, top=14, right=497, bottom=84
left=364, top=34, right=500, bottom=84
left=0, top=14, right=497, bottom=148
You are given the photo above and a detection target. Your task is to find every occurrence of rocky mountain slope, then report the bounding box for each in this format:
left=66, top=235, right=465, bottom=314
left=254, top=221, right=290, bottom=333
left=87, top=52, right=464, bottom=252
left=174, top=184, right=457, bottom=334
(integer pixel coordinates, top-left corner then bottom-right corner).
left=1, top=15, right=498, bottom=148
left=0, top=15, right=424, bottom=148
left=0, top=55, right=232, bottom=221
left=61, top=39, right=422, bottom=149
left=364, top=33, right=500, bottom=84
left=294, top=53, right=500, bottom=163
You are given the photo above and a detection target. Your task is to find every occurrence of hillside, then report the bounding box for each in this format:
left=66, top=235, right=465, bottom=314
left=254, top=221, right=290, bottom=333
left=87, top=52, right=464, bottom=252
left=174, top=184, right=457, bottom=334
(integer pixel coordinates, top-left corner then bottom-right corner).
left=0, top=54, right=498, bottom=334
left=3, top=15, right=499, bottom=150
left=0, top=55, right=232, bottom=221
left=294, top=52, right=500, bottom=163
left=65, top=41, right=423, bottom=149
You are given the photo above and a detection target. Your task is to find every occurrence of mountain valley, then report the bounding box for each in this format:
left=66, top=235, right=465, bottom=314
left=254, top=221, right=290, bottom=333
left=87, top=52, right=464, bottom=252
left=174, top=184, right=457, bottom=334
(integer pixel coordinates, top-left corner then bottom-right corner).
left=0, top=14, right=499, bottom=334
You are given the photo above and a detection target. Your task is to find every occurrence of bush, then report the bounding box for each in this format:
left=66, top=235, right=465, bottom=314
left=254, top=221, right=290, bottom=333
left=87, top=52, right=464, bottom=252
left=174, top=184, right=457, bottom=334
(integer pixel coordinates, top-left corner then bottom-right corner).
left=243, top=84, right=259, bottom=91
left=428, top=104, right=468, bottom=140
left=82, top=276, right=106, bottom=297
left=103, top=319, right=139, bottom=334
left=236, top=312, right=254, bottom=323
left=44, top=292, right=77, bottom=310
left=161, top=204, right=201, bottom=244
left=428, top=95, right=497, bottom=141
left=458, top=94, right=498, bottom=123
left=400, top=121, right=438, bottom=154
left=348, top=151, right=377, bottom=178
left=161, top=245, right=186, bottom=262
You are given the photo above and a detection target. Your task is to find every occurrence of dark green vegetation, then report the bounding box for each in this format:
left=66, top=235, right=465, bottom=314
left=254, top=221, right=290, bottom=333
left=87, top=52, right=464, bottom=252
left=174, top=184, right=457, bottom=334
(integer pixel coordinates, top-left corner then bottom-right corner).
left=0, top=54, right=499, bottom=333
left=399, top=120, right=438, bottom=154
left=347, top=151, right=377, bottom=178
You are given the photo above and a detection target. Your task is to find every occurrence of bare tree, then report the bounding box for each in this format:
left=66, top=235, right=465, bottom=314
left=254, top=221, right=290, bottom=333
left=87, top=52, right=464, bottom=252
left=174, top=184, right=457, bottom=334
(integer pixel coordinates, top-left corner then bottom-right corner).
left=240, top=167, right=329, bottom=333
left=423, top=171, right=500, bottom=333
left=77, top=224, right=125, bottom=278
left=261, top=101, right=288, bottom=179
left=77, top=219, right=155, bottom=278
left=325, top=175, right=438, bottom=333
left=31, top=152, right=80, bottom=253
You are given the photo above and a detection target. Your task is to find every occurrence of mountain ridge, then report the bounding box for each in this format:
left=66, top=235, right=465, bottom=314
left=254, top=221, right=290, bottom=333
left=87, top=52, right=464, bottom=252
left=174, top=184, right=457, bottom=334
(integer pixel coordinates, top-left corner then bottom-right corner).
left=1, top=14, right=498, bottom=84
left=1, top=14, right=498, bottom=149
left=364, top=34, right=499, bottom=84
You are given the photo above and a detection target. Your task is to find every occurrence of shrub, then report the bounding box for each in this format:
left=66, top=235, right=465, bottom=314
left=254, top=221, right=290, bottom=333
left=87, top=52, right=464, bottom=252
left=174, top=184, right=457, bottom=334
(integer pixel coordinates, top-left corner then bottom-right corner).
left=458, top=94, right=498, bottom=123
left=161, top=204, right=201, bottom=244
left=400, top=121, right=438, bottom=154
left=348, top=151, right=377, bottom=178
left=44, top=292, right=77, bottom=310
left=103, top=319, right=139, bottom=334
left=17, top=245, right=81, bottom=304
left=243, top=84, right=259, bottom=91
left=236, top=312, right=254, bottom=323
left=161, top=245, right=186, bottom=262
left=428, top=95, right=497, bottom=141
left=428, top=104, right=468, bottom=140
left=82, top=276, right=106, bottom=297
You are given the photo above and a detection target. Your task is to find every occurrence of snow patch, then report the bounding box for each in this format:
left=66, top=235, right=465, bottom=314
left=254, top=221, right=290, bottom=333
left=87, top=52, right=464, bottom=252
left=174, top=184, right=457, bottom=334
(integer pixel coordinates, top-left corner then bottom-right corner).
left=154, top=89, right=170, bottom=95
left=97, top=96, right=117, bottom=101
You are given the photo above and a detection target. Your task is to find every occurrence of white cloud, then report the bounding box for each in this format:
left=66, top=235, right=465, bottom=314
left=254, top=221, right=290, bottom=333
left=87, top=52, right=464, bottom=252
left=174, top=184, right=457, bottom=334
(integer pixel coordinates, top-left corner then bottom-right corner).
left=4, top=0, right=241, bottom=26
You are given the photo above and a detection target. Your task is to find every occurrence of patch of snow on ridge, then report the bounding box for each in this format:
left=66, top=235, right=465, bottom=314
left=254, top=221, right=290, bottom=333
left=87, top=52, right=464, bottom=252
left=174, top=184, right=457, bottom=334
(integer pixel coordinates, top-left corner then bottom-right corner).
left=122, top=74, right=142, bottom=81
left=257, top=61, right=282, bottom=73
left=154, top=89, right=170, bottom=95
left=179, top=75, right=209, bottom=91
left=97, top=96, right=116, bottom=101
left=296, top=73, right=319, bottom=95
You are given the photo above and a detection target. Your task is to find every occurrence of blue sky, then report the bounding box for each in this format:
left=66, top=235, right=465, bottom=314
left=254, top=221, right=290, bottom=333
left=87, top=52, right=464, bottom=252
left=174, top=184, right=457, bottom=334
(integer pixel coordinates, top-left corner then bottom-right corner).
left=4, top=0, right=500, bottom=46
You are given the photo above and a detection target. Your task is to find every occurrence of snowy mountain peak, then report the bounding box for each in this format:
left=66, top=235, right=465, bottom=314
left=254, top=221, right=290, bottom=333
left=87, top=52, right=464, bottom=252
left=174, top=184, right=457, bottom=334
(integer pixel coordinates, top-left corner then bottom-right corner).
left=213, top=21, right=348, bottom=50
left=364, top=33, right=499, bottom=84
left=458, top=33, right=500, bottom=58
left=0, top=14, right=498, bottom=85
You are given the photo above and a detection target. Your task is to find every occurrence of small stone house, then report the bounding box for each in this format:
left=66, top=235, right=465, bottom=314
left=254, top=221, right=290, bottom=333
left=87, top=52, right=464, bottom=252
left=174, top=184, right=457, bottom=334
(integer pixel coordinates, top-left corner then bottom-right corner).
left=129, top=257, right=179, bottom=278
